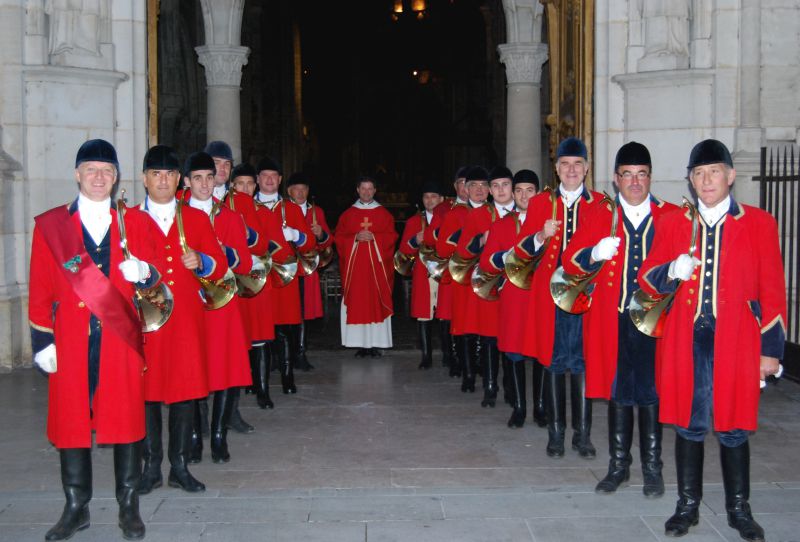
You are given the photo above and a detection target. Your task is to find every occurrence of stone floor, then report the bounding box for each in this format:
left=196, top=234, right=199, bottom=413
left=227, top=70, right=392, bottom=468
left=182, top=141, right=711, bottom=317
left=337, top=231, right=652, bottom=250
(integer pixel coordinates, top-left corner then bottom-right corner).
left=1, top=341, right=799, bottom=542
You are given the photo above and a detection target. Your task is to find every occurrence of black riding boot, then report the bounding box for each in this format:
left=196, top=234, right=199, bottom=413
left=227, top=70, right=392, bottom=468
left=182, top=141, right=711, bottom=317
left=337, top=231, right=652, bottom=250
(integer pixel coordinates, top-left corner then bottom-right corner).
left=545, top=370, right=567, bottom=457
left=210, top=388, right=235, bottom=463
left=418, top=320, right=433, bottom=369
left=721, top=441, right=764, bottom=542
left=276, top=325, right=297, bottom=394
left=458, top=335, right=476, bottom=392
left=439, top=319, right=454, bottom=368
left=189, top=399, right=203, bottom=464
left=114, top=442, right=145, bottom=540
left=507, top=361, right=527, bottom=428
left=570, top=372, right=596, bottom=458
left=502, top=356, right=514, bottom=406
left=296, top=319, right=314, bottom=371
left=639, top=403, right=665, bottom=498
left=167, top=400, right=206, bottom=492
left=665, top=435, right=704, bottom=537
left=45, top=448, right=92, bottom=541
left=137, top=401, right=163, bottom=494
left=227, top=388, right=255, bottom=433
left=531, top=359, right=547, bottom=427
left=595, top=401, right=633, bottom=493
left=252, top=344, right=274, bottom=409
left=480, top=338, right=499, bottom=407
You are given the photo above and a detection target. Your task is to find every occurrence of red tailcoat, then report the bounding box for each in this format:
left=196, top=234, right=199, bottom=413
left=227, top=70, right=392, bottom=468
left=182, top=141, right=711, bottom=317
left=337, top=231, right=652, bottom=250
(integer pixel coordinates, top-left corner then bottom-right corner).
left=334, top=203, right=398, bottom=324
left=204, top=201, right=253, bottom=391
left=29, top=204, right=159, bottom=448
left=435, top=203, right=470, bottom=333
left=259, top=198, right=316, bottom=325
left=140, top=201, right=227, bottom=404
left=424, top=201, right=456, bottom=320
left=513, top=188, right=603, bottom=363
left=301, top=203, right=333, bottom=320
left=638, top=204, right=787, bottom=431
left=455, top=205, right=501, bottom=336
left=399, top=212, right=435, bottom=320
left=561, top=197, right=676, bottom=399
left=480, top=212, right=527, bottom=353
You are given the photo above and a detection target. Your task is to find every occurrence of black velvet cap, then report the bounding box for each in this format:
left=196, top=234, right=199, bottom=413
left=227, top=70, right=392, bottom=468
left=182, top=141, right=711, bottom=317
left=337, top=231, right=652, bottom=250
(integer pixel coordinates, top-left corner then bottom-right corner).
left=687, top=139, right=733, bottom=169
left=142, top=145, right=180, bottom=172
left=204, top=140, right=233, bottom=161
left=183, top=152, right=216, bottom=177
left=556, top=137, right=588, bottom=159
left=286, top=172, right=311, bottom=188
left=256, top=156, right=282, bottom=175
left=614, top=141, right=651, bottom=170
left=75, top=139, right=119, bottom=172
left=489, top=166, right=513, bottom=181
left=512, top=169, right=540, bottom=189
left=454, top=166, right=470, bottom=181
left=465, top=166, right=489, bottom=182
left=231, top=163, right=257, bottom=181
left=420, top=181, right=444, bottom=195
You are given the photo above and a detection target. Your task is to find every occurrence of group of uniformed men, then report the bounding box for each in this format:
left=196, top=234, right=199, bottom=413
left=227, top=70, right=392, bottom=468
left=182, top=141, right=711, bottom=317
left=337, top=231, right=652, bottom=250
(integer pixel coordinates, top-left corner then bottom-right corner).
left=400, top=137, right=786, bottom=542
left=29, top=135, right=785, bottom=542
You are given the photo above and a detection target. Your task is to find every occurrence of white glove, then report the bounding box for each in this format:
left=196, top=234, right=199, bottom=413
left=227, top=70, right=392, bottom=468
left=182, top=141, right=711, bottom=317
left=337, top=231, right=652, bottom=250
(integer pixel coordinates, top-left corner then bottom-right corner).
left=761, top=364, right=784, bottom=389
left=34, top=344, right=57, bottom=374
left=282, top=226, right=301, bottom=243
left=591, top=236, right=621, bottom=262
left=668, top=254, right=701, bottom=281
left=118, top=256, right=151, bottom=283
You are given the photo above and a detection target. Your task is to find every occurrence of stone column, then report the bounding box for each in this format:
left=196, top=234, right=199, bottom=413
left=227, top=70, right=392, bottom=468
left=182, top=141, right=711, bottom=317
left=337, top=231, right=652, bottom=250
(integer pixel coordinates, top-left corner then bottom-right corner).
left=196, top=0, right=250, bottom=163
left=498, top=42, right=549, bottom=174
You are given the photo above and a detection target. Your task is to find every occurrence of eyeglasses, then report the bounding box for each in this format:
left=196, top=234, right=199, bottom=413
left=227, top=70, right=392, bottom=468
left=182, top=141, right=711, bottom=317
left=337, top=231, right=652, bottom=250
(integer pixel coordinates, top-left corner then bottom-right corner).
left=617, top=171, right=650, bottom=181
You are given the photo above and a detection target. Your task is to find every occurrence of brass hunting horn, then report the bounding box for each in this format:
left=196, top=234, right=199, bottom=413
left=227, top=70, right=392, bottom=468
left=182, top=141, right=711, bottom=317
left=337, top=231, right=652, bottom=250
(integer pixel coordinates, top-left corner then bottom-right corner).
left=280, top=200, right=319, bottom=275
left=117, top=190, right=174, bottom=332
left=310, top=197, right=334, bottom=269
left=549, top=193, right=618, bottom=314
left=176, top=199, right=237, bottom=309
left=629, top=198, right=699, bottom=337
left=504, top=186, right=555, bottom=290
left=394, top=208, right=425, bottom=276
left=252, top=197, right=299, bottom=287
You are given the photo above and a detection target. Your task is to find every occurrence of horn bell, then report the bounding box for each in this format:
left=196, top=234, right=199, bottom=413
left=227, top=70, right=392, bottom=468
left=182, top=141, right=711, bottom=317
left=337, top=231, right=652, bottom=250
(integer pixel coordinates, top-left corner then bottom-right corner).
left=549, top=266, right=598, bottom=315
left=418, top=246, right=448, bottom=282
left=135, top=283, right=174, bottom=332
left=393, top=250, right=415, bottom=276
left=271, top=253, right=299, bottom=287
left=318, top=246, right=335, bottom=269
left=235, top=254, right=270, bottom=298
left=470, top=265, right=502, bottom=301
left=628, top=289, right=675, bottom=338
left=503, top=247, right=539, bottom=290
left=448, top=251, right=478, bottom=285
left=299, top=250, right=320, bottom=275
left=197, top=268, right=238, bottom=310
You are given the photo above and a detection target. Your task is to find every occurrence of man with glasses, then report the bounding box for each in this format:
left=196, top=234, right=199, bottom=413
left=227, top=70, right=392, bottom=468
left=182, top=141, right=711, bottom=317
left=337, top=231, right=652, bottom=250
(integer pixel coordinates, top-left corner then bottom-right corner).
left=562, top=142, right=676, bottom=497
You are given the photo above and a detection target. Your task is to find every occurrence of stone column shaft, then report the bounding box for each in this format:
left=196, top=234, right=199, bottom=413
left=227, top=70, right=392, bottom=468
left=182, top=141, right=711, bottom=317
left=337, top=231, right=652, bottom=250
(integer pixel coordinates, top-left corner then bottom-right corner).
left=498, top=42, right=548, bottom=174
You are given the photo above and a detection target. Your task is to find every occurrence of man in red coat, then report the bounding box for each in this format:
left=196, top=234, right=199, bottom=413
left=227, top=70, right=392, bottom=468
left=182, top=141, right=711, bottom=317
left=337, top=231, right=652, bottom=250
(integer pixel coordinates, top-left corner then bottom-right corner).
left=639, top=140, right=786, bottom=541
left=512, top=137, right=603, bottom=459
left=399, top=181, right=444, bottom=368
left=182, top=152, right=253, bottom=464
left=286, top=172, right=335, bottom=370
left=334, top=176, right=398, bottom=356
left=561, top=142, right=677, bottom=497
left=136, top=145, right=228, bottom=495
left=204, top=140, right=233, bottom=201
left=254, top=157, right=317, bottom=393
left=455, top=166, right=516, bottom=406
left=29, top=139, right=160, bottom=540
left=479, top=169, right=540, bottom=427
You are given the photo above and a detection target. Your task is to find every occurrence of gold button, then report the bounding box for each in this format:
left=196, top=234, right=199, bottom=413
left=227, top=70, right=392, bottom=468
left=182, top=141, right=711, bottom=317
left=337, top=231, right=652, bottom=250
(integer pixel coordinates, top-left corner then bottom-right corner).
left=547, top=264, right=552, bottom=269
left=78, top=301, right=85, bottom=308
left=610, top=261, right=617, bottom=266
left=550, top=254, right=555, bottom=259
left=686, top=299, right=692, bottom=305
left=689, top=288, right=695, bottom=294
left=167, top=256, right=173, bottom=262
left=165, top=245, right=171, bottom=250
left=167, top=268, right=173, bottom=274
left=554, top=236, right=560, bottom=241
left=633, top=278, right=638, bottom=283
left=96, top=263, right=103, bottom=269
left=705, top=271, right=711, bottom=277
left=691, top=274, right=697, bottom=281
left=168, top=280, right=175, bottom=286
left=607, top=282, right=613, bottom=287
left=95, top=247, right=101, bottom=253
left=608, top=271, right=614, bottom=277
left=634, top=266, right=639, bottom=270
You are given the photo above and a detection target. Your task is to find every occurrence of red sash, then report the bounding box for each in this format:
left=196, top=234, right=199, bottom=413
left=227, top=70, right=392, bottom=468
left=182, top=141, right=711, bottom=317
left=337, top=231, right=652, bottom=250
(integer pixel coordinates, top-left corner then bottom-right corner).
left=35, top=206, right=144, bottom=358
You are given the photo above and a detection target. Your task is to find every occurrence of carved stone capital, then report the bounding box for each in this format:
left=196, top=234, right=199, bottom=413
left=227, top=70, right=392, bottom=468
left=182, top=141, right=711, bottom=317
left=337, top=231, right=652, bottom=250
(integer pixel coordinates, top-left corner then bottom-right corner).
left=195, top=45, right=250, bottom=87
left=497, top=42, right=549, bottom=85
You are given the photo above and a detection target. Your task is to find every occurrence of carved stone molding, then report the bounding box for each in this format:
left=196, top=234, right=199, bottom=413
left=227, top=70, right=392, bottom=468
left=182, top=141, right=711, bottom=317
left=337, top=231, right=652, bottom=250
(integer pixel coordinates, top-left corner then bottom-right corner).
left=195, top=45, right=250, bottom=88
left=497, top=42, right=549, bottom=85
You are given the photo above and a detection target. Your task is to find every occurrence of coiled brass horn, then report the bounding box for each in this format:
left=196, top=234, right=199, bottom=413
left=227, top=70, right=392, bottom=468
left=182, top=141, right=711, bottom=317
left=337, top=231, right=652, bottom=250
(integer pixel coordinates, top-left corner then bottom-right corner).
left=176, top=200, right=238, bottom=310
left=298, top=250, right=320, bottom=275
left=394, top=250, right=415, bottom=276
left=448, top=246, right=479, bottom=285
left=270, top=253, right=299, bottom=288
left=629, top=198, right=699, bottom=337
left=418, top=245, right=447, bottom=281
left=309, top=200, right=335, bottom=269
left=504, top=186, right=556, bottom=290
left=471, top=265, right=502, bottom=301
left=549, top=193, right=618, bottom=314
left=235, top=253, right=270, bottom=298
left=117, top=191, right=174, bottom=332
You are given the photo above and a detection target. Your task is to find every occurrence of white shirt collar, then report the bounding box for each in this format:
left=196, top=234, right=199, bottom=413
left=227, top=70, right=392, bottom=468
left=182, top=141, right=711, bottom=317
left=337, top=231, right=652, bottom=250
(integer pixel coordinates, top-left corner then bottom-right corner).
left=425, top=210, right=433, bottom=223
left=212, top=185, right=227, bottom=200
left=77, top=194, right=111, bottom=245
left=78, top=193, right=111, bottom=215
left=146, top=197, right=176, bottom=235
left=456, top=197, right=467, bottom=205
left=353, top=199, right=380, bottom=209
left=698, top=195, right=731, bottom=227
left=559, top=183, right=584, bottom=208
left=297, top=201, right=309, bottom=215
left=618, top=194, right=651, bottom=229
left=519, top=212, right=526, bottom=225
left=256, top=192, right=279, bottom=204
left=468, top=199, right=485, bottom=208
left=494, top=201, right=514, bottom=217
left=189, top=196, right=214, bottom=215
